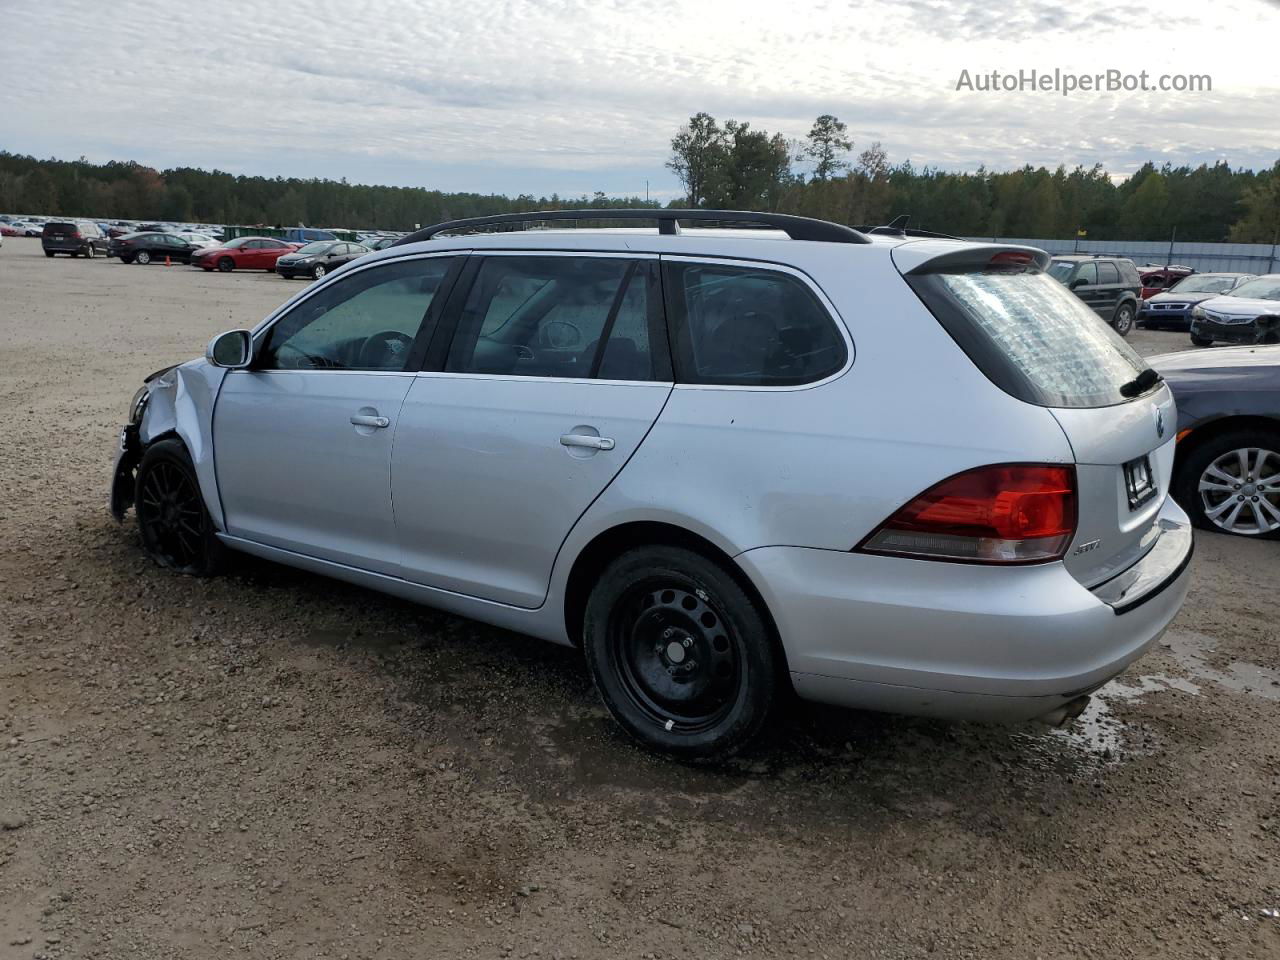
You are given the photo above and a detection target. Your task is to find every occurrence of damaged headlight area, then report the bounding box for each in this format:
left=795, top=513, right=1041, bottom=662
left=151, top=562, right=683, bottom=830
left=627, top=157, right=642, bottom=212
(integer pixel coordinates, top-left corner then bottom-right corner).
left=129, top=384, right=150, bottom=425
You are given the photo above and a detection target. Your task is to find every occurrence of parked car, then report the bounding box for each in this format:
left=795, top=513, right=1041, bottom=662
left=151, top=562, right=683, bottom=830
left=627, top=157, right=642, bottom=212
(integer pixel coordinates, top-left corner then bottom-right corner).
left=110, top=209, right=1192, bottom=759
left=281, top=227, right=337, bottom=244
left=107, top=231, right=201, bottom=265
left=0, top=222, right=23, bottom=237
left=190, top=236, right=299, bottom=272
left=1152, top=346, right=1280, bottom=538
left=1188, top=275, right=1280, bottom=346
left=106, top=223, right=135, bottom=239
left=1048, top=255, right=1143, bottom=336
left=136, top=223, right=170, bottom=233
left=360, top=236, right=398, bottom=252
left=1137, top=273, right=1256, bottom=331
left=21, top=221, right=45, bottom=237
left=1139, top=264, right=1195, bottom=300
left=41, top=220, right=110, bottom=258
left=275, top=240, right=371, bottom=280
left=176, top=232, right=219, bottom=248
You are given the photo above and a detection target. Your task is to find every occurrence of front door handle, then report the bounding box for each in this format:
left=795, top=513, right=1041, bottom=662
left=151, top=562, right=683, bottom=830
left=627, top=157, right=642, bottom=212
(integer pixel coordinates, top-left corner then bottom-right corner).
left=560, top=433, right=615, bottom=451
left=351, top=414, right=390, bottom=429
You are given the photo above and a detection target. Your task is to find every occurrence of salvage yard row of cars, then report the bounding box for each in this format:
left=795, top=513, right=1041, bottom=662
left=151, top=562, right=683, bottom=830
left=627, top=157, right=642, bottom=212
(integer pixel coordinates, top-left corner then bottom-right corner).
left=1, top=213, right=403, bottom=280
left=103, top=209, right=1280, bottom=760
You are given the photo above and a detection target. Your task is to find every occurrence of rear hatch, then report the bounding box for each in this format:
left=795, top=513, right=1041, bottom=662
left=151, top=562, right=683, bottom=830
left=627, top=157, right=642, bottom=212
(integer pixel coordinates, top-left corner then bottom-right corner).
left=895, top=242, right=1173, bottom=588
left=43, top=222, right=79, bottom=245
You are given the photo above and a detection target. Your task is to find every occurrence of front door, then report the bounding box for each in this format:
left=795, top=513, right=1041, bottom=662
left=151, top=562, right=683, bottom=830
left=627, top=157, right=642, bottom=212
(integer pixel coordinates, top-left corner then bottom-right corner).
left=213, top=254, right=458, bottom=576
left=392, top=253, right=672, bottom=607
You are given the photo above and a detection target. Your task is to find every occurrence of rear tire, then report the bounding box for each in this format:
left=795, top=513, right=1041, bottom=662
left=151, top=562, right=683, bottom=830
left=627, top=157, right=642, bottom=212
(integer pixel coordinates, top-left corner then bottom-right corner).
left=312, top=263, right=327, bottom=280
left=1190, top=334, right=1213, bottom=347
left=136, top=250, right=152, bottom=265
left=582, top=545, right=779, bottom=761
left=44, top=250, right=54, bottom=258
left=134, top=439, right=227, bottom=575
left=217, top=257, right=234, bottom=272
left=1175, top=429, right=1280, bottom=540
left=1111, top=302, right=1135, bottom=337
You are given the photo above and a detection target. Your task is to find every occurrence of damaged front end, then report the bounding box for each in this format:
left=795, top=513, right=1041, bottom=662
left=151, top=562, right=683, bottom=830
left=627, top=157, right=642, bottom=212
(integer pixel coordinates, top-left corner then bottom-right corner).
left=110, top=421, right=144, bottom=521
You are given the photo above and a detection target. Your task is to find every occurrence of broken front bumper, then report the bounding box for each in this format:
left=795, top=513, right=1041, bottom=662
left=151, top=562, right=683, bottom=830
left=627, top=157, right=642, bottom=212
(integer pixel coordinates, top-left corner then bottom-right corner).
left=109, top=423, right=141, bottom=521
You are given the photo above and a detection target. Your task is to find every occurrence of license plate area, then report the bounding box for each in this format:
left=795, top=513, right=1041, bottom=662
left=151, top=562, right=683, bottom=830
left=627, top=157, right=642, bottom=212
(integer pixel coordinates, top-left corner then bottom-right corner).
left=1124, top=454, right=1157, bottom=510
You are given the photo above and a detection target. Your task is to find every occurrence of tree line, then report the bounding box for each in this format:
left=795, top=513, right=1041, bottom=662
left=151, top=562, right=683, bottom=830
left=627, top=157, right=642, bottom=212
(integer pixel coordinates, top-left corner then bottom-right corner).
left=2, top=117, right=1278, bottom=242
left=667, top=112, right=1280, bottom=243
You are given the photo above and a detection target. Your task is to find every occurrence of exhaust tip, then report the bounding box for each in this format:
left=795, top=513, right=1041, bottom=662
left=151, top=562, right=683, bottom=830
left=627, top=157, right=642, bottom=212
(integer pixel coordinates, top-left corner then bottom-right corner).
left=1035, top=695, right=1092, bottom=728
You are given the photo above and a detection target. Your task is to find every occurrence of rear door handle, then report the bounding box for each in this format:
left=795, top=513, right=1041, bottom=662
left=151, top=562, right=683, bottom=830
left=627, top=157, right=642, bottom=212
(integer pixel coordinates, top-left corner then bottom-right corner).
left=560, top=433, right=615, bottom=451
left=351, top=414, right=390, bottom=429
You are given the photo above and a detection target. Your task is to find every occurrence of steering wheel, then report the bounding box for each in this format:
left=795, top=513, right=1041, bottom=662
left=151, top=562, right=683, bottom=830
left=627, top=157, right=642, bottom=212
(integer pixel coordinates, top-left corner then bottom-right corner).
left=358, top=330, right=415, bottom=369
left=538, top=320, right=582, bottom=350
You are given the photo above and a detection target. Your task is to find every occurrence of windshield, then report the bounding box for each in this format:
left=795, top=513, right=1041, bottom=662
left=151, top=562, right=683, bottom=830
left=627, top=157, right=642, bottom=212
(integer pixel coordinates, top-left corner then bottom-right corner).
left=223, top=237, right=252, bottom=248
left=1228, top=277, right=1280, bottom=301
left=909, top=268, right=1150, bottom=408
left=1047, top=261, right=1075, bottom=284
left=295, top=241, right=333, bottom=255
left=1169, top=275, right=1238, bottom=295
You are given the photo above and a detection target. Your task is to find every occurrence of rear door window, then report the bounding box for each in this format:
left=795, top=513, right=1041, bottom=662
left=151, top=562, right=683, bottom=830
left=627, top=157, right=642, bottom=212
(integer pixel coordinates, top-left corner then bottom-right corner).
left=907, top=265, right=1150, bottom=408
left=1096, top=262, right=1120, bottom=284
left=663, top=261, right=846, bottom=386
left=445, top=255, right=667, bottom=381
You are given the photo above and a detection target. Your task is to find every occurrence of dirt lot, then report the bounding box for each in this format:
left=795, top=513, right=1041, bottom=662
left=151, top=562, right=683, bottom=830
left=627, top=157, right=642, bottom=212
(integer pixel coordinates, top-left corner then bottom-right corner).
left=1, top=236, right=1278, bottom=960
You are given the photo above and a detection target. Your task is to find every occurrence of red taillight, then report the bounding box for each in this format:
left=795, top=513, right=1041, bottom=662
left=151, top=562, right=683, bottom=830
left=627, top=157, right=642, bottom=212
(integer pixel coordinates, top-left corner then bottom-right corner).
left=858, top=464, right=1077, bottom=564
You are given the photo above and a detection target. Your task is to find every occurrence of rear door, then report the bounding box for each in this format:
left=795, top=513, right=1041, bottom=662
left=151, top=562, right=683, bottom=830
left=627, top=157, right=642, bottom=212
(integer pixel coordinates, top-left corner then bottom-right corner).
left=1071, top=261, right=1104, bottom=316
left=392, top=253, right=672, bottom=607
left=1095, top=260, right=1122, bottom=317
left=900, top=247, right=1175, bottom=587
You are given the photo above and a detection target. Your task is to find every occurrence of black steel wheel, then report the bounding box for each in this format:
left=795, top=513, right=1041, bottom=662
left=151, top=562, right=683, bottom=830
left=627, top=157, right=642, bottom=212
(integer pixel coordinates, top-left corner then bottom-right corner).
left=134, top=439, right=226, bottom=575
left=583, top=545, right=779, bottom=760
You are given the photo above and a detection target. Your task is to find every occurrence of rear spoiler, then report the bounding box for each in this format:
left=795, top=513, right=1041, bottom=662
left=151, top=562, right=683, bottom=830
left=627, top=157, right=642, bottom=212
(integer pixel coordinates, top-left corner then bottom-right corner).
left=891, top=241, right=1050, bottom=276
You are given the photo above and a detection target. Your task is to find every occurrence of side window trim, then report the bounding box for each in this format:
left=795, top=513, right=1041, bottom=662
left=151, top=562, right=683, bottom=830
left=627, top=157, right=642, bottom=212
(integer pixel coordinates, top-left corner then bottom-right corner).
left=658, top=254, right=853, bottom=391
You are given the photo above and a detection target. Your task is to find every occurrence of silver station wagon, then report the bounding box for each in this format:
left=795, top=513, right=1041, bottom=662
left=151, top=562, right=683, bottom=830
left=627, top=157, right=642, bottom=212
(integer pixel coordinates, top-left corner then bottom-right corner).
left=111, top=210, right=1194, bottom=759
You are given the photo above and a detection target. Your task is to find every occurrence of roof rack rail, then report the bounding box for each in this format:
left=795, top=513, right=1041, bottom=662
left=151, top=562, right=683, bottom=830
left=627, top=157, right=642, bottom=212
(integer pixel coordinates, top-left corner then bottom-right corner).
left=857, top=214, right=961, bottom=241
left=393, top=209, right=871, bottom=246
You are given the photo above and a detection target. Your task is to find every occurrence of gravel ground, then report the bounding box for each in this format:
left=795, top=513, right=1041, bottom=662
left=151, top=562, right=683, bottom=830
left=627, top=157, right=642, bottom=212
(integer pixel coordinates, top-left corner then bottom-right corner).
left=1, top=236, right=1278, bottom=960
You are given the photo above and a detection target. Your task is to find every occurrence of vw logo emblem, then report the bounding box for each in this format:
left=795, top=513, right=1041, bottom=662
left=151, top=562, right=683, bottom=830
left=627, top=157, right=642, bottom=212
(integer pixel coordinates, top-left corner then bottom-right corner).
left=1154, top=406, right=1165, bottom=439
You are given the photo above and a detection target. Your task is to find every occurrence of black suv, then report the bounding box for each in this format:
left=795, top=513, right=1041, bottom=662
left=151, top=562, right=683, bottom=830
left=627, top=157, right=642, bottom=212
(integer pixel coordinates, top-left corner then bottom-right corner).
left=1047, top=255, right=1143, bottom=337
left=42, top=221, right=109, bottom=258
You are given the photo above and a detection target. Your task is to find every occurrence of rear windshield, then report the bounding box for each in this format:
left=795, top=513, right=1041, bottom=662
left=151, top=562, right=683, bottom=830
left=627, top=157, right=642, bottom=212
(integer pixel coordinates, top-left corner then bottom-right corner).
left=44, top=222, right=75, bottom=232
left=908, top=268, right=1150, bottom=409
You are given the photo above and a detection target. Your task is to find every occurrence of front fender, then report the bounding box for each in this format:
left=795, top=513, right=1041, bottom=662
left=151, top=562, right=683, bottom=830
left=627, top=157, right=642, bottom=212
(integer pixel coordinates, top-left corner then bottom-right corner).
left=134, top=359, right=229, bottom=530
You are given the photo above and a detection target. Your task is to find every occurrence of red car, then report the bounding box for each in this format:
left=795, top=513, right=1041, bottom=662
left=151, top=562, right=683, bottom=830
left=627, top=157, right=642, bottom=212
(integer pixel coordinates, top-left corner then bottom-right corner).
left=191, top=236, right=299, bottom=272
left=1140, top=264, right=1194, bottom=300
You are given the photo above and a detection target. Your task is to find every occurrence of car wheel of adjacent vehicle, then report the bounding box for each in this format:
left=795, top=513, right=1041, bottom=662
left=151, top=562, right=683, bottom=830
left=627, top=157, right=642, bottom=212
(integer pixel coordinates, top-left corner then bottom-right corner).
left=217, top=257, right=234, bottom=272
left=582, top=545, right=779, bottom=761
left=312, top=263, right=327, bottom=280
left=1190, top=334, right=1213, bottom=347
left=1176, top=430, right=1280, bottom=539
left=134, top=439, right=227, bottom=575
left=135, top=250, right=152, bottom=265
left=1111, top=302, right=1135, bottom=337
left=86, top=245, right=96, bottom=258
left=44, top=250, right=54, bottom=258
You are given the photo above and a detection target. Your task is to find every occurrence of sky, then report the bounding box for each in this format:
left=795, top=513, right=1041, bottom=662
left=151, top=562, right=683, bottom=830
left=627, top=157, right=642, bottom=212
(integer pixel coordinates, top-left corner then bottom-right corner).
left=2, top=0, right=1278, bottom=199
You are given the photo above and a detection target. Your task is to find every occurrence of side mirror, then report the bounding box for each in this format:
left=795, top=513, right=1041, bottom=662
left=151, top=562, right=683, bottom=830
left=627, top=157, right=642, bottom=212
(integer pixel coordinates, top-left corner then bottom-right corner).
left=206, top=329, right=253, bottom=369
left=1069, top=277, right=1088, bottom=290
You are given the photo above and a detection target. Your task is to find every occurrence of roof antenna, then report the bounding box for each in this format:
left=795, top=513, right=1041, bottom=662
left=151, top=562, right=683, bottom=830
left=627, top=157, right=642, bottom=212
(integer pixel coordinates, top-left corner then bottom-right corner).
left=865, top=214, right=910, bottom=237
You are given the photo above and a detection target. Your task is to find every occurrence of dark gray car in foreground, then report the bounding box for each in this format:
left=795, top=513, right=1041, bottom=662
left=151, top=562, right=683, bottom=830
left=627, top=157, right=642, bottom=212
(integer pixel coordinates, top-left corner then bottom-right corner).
left=1153, top=345, right=1280, bottom=538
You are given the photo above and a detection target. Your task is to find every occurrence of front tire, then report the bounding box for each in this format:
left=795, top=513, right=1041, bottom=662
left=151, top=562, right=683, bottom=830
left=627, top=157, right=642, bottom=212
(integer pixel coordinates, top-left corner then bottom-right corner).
left=1190, top=334, right=1214, bottom=347
left=1175, top=429, right=1280, bottom=539
left=1112, top=302, right=1135, bottom=337
left=134, top=439, right=227, bottom=575
left=582, top=545, right=779, bottom=760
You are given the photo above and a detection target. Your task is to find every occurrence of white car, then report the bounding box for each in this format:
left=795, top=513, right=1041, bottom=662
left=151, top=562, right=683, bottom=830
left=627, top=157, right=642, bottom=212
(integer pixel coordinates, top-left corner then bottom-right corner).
left=111, top=210, right=1193, bottom=759
left=177, top=232, right=219, bottom=248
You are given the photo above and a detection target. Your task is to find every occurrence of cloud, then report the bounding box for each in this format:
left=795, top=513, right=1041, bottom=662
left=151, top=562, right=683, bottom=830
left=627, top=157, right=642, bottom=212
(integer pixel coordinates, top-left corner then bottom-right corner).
left=1, top=0, right=1276, bottom=196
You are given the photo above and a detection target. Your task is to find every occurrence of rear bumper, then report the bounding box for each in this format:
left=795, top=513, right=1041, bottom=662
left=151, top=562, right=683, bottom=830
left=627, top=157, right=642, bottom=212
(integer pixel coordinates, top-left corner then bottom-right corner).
left=736, top=496, right=1193, bottom=722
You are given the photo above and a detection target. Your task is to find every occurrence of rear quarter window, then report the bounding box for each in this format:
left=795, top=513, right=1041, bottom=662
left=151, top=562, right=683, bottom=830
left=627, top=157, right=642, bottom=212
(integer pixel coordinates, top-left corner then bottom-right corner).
left=907, top=267, right=1150, bottom=409
left=663, top=261, right=846, bottom=386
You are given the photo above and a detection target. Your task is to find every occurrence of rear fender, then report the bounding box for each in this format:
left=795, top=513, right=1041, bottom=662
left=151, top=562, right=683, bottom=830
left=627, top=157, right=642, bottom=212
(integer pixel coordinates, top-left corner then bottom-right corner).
left=135, top=360, right=229, bottom=530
